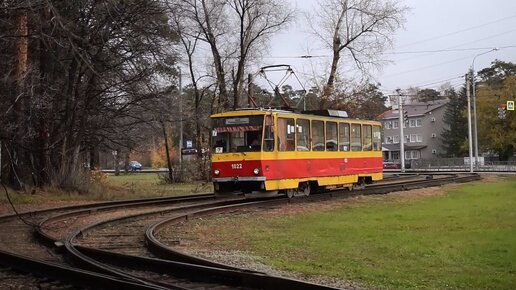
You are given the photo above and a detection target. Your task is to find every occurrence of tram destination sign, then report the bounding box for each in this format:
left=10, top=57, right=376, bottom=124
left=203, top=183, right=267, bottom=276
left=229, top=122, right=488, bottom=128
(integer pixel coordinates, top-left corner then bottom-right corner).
left=226, top=117, right=249, bottom=125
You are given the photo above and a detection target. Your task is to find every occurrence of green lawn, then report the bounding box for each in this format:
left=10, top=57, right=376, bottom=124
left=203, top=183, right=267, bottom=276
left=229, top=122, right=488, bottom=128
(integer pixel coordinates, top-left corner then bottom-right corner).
left=0, top=173, right=211, bottom=205
left=193, top=177, right=516, bottom=289
left=104, top=173, right=211, bottom=198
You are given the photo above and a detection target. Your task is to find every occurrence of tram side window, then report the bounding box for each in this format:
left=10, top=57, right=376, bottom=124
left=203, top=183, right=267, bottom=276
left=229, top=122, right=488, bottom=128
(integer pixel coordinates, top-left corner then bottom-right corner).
left=296, top=119, right=311, bottom=151
left=263, top=115, right=274, bottom=152
left=278, top=118, right=295, bottom=151
left=351, top=124, right=362, bottom=151
left=373, top=125, right=381, bottom=151
left=363, top=125, right=372, bottom=151
left=326, top=121, right=337, bottom=151
left=339, top=123, right=350, bottom=151
left=312, top=120, right=325, bottom=151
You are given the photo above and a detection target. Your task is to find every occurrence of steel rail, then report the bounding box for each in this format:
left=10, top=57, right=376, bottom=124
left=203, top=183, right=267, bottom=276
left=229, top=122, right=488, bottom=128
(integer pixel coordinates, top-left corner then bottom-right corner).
left=60, top=197, right=338, bottom=289
left=0, top=249, right=165, bottom=290
left=34, top=193, right=224, bottom=247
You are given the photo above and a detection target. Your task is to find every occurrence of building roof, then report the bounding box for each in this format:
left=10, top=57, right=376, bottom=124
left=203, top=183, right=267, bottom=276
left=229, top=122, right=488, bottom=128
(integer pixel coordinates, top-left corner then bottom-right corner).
left=378, top=100, right=449, bottom=120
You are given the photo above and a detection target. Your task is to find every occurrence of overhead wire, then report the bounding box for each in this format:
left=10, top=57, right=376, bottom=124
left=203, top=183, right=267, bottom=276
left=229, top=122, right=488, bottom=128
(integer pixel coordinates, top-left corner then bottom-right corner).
left=395, top=13, right=516, bottom=49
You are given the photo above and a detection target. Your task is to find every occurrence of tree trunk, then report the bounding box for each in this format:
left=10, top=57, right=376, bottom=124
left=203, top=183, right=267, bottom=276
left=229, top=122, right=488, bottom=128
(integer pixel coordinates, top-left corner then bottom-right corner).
left=161, top=120, right=174, bottom=183
left=114, top=149, right=120, bottom=176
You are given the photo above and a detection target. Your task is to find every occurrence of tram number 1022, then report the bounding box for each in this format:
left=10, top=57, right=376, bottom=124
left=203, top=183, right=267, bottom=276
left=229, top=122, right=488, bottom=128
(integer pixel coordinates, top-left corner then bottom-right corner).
left=231, top=163, right=243, bottom=169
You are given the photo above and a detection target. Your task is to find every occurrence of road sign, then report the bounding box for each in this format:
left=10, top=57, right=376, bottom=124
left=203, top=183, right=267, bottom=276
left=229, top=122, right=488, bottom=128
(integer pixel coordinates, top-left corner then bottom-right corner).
left=186, top=140, right=192, bottom=148
left=507, top=101, right=514, bottom=111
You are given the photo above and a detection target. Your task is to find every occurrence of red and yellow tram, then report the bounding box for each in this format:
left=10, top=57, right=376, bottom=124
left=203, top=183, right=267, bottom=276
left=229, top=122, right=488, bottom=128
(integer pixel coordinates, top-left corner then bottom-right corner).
left=210, top=109, right=383, bottom=197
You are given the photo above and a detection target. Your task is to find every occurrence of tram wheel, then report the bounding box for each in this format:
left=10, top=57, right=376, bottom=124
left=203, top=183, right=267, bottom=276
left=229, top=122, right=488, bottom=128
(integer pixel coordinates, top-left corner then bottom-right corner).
left=298, top=182, right=311, bottom=196
left=286, top=189, right=295, bottom=199
left=352, top=177, right=366, bottom=190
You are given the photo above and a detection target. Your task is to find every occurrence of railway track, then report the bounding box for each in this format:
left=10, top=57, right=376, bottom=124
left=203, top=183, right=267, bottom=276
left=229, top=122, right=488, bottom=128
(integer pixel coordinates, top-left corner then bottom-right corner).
left=147, top=173, right=480, bottom=270
left=0, top=173, right=480, bottom=289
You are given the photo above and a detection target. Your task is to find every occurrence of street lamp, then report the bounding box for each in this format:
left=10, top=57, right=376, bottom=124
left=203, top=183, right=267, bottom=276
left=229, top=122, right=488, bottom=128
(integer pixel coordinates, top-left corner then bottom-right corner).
left=471, top=48, right=499, bottom=169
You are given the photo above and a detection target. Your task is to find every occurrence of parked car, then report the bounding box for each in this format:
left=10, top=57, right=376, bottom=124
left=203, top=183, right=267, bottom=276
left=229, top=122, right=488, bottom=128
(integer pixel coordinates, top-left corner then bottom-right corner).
left=129, top=161, right=142, bottom=171
left=383, top=161, right=412, bottom=169
left=383, top=161, right=400, bottom=169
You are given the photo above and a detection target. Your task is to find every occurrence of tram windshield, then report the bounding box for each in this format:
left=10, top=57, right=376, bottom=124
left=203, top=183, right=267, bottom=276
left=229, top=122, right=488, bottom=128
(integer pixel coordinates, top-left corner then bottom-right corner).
left=211, top=116, right=264, bottom=153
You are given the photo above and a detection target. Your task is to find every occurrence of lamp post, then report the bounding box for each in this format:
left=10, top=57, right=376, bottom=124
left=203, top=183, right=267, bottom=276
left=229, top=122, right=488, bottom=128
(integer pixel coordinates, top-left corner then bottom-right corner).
left=471, top=48, right=499, bottom=169
left=395, top=89, right=405, bottom=173
left=466, top=73, right=474, bottom=173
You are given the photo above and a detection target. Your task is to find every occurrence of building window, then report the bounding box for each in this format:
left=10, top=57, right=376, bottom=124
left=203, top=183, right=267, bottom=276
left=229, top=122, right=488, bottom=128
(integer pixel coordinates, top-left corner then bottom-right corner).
left=408, top=134, right=423, bottom=143
left=393, top=135, right=399, bottom=144
left=385, top=121, right=392, bottom=129
left=405, top=150, right=420, bottom=160
left=404, top=135, right=409, bottom=143
left=391, top=151, right=400, bottom=160
left=409, top=119, right=417, bottom=127
left=385, top=136, right=393, bottom=144
left=416, top=119, right=422, bottom=127
left=393, top=120, right=399, bottom=129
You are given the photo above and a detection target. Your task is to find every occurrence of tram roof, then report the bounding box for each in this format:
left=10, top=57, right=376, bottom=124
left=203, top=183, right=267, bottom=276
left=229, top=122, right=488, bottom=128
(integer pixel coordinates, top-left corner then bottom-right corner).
left=211, top=108, right=381, bottom=124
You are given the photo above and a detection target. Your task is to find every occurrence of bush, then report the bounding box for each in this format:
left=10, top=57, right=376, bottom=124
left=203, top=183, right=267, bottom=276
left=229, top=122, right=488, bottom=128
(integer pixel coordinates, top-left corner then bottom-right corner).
left=157, top=160, right=211, bottom=184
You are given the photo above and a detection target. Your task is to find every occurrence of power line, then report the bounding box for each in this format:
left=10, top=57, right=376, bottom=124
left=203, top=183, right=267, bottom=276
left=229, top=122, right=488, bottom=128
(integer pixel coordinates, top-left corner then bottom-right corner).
left=414, top=75, right=463, bottom=88
left=261, top=45, right=516, bottom=60
left=396, top=13, right=516, bottom=49
left=385, top=45, right=516, bottom=55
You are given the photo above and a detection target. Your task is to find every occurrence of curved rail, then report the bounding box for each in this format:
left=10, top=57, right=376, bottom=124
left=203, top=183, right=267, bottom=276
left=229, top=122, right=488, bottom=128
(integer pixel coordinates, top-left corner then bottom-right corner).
left=0, top=249, right=163, bottom=289
left=60, top=197, right=338, bottom=289
left=145, top=173, right=481, bottom=270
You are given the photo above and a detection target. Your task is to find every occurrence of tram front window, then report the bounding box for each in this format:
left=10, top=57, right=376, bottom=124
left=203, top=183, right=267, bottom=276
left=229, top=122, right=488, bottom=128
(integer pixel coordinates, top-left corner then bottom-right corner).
left=211, top=116, right=264, bottom=153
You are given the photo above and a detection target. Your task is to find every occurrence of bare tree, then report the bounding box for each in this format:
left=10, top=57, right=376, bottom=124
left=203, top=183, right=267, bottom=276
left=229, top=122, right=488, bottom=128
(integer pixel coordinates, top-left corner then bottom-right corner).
left=228, top=0, right=293, bottom=109
left=175, top=0, right=231, bottom=110
left=168, top=4, right=214, bottom=178
left=307, top=0, right=407, bottom=98
left=174, top=0, right=293, bottom=111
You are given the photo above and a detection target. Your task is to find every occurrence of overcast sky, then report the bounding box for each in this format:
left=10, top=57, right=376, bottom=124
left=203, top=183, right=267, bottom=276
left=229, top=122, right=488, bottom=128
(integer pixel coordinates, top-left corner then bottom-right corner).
left=256, top=0, right=516, bottom=95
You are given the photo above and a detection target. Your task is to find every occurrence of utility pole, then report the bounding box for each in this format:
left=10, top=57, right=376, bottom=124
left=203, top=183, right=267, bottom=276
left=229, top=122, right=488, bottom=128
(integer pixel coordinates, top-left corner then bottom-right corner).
left=397, top=90, right=406, bottom=173
left=471, top=70, right=479, bottom=170
left=471, top=48, right=498, bottom=170
left=178, top=67, right=183, bottom=168
left=466, top=73, right=474, bottom=173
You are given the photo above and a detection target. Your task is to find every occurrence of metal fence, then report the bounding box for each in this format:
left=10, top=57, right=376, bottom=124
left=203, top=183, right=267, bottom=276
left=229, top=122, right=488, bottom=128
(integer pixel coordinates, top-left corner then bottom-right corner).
left=410, top=158, right=516, bottom=172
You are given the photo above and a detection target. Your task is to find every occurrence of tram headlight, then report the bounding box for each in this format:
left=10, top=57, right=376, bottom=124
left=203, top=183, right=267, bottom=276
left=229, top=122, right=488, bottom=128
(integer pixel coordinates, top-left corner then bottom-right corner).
left=214, top=169, right=220, bottom=176
left=253, top=168, right=260, bottom=175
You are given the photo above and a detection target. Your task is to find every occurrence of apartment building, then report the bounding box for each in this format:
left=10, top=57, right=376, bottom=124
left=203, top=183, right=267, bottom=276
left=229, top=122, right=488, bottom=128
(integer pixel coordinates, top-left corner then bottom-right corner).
left=379, top=100, right=449, bottom=163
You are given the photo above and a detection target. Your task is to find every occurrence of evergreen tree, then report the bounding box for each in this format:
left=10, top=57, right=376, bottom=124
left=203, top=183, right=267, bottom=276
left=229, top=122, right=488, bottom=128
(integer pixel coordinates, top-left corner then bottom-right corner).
left=441, top=87, right=468, bottom=157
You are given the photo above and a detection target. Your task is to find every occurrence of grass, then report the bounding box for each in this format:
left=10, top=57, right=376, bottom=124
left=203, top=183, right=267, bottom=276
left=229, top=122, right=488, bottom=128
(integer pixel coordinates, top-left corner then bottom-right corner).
left=0, top=172, right=211, bottom=205
left=189, top=177, right=516, bottom=289
left=104, top=173, right=211, bottom=198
